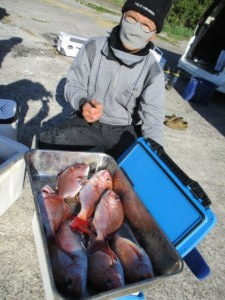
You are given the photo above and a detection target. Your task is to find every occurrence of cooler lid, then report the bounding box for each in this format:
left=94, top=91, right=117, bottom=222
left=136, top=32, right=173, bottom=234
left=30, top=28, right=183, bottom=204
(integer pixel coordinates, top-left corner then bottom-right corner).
left=118, top=138, right=216, bottom=256
left=0, top=99, right=19, bottom=124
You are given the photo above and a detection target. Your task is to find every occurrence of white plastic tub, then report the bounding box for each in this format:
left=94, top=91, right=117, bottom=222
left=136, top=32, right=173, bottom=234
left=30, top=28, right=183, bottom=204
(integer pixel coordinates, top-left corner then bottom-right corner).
left=0, top=135, right=29, bottom=215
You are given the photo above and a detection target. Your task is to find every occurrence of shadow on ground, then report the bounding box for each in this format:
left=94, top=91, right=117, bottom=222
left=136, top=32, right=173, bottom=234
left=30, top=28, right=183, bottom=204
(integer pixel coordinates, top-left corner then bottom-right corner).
left=0, top=37, right=23, bottom=67
left=189, top=92, right=225, bottom=137
left=0, top=78, right=72, bottom=147
left=41, top=77, right=72, bottom=128
left=0, top=8, right=23, bottom=67
left=0, top=79, right=52, bottom=147
left=0, top=7, right=9, bottom=20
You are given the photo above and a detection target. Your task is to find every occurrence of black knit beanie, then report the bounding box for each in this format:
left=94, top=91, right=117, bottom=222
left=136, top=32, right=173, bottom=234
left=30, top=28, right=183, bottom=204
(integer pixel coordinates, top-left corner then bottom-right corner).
left=121, top=0, right=172, bottom=33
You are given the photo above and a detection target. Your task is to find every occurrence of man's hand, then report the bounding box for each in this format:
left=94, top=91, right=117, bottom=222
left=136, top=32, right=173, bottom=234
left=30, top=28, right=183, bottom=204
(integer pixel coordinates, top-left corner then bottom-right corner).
left=82, top=99, right=103, bottom=123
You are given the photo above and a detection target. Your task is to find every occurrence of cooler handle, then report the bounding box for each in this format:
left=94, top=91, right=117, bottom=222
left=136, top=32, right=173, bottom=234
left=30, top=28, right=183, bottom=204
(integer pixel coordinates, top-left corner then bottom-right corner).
left=183, top=247, right=210, bottom=280
left=145, top=138, right=211, bottom=208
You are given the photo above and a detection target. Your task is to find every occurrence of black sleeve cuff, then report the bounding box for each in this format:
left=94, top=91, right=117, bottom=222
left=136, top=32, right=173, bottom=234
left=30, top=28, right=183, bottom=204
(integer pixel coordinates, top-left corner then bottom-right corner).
left=79, top=98, right=89, bottom=112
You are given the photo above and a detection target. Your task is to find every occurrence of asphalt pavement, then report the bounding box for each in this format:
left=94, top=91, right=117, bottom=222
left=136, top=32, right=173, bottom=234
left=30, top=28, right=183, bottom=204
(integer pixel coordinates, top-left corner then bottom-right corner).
left=0, top=0, right=225, bottom=299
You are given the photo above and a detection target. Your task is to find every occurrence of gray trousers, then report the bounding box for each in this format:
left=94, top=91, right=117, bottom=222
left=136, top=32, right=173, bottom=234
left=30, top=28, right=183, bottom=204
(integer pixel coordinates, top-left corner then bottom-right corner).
left=38, top=114, right=140, bottom=159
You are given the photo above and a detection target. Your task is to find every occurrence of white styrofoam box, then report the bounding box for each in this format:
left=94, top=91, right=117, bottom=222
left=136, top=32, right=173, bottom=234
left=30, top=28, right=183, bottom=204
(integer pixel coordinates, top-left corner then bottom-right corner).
left=0, top=99, right=20, bottom=140
left=0, top=135, right=29, bottom=215
left=57, top=32, right=88, bottom=57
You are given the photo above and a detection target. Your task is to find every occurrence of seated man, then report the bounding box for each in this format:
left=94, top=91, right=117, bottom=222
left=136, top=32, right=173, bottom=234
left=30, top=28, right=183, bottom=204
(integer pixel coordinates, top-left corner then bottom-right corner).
left=38, top=0, right=172, bottom=159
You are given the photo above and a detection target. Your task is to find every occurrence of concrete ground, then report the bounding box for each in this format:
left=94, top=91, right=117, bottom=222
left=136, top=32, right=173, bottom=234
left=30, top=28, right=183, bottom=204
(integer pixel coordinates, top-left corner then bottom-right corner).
left=0, top=0, right=225, bottom=299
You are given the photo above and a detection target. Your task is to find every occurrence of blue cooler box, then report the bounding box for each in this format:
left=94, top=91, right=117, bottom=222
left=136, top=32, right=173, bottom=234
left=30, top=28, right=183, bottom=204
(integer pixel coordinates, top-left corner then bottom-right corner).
left=117, top=137, right=216, bottom=282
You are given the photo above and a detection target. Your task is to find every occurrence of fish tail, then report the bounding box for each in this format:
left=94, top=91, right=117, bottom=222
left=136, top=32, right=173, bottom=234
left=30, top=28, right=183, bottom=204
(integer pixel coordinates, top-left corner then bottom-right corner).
left=70, top=217, right=92, bottom=234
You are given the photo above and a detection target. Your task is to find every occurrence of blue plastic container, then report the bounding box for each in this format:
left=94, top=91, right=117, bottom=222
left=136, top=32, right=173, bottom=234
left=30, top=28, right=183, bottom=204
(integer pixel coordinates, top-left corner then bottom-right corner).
left=182, top=76, right=199, bottom=101
left=116, top=137, right=216, bottom=298
left=182, top=77, right=217, bottom=104
left=118, top=138, right=216, bottom=258
left=116, top=292, right=145, bottom=300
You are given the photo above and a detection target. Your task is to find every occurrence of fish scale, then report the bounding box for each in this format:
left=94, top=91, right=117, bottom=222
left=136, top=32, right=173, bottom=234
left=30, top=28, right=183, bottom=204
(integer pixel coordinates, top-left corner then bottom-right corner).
left=57, top=163, right=90, bottom=198
left=92, top=189, right=124, bottom=240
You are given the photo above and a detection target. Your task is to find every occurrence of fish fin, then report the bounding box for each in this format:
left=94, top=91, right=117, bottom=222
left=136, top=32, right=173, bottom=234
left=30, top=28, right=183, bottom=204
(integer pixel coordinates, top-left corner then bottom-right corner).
left=74, top=194, right=79, bottom=202
left=62, top=200, right=72, bottom=219
left=63, top=196, right=80, bottom=218
left=42, top=184, right=56, bottom=194
left=70, top=217, right=92, bottom=234
left=115, top=236, right=143, bottom=260
left=88, top=240, right=117, bottom=262
left=127, top=240, right=143, bottom=260
left=64, top=196, right=78, bottom=206
left=80, top=177, right=88, bottom=186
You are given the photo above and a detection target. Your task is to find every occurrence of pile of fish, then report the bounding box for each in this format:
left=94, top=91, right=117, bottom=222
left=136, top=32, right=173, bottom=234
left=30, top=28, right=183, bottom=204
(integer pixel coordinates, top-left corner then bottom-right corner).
left=39, top=163, right=154, bottom=298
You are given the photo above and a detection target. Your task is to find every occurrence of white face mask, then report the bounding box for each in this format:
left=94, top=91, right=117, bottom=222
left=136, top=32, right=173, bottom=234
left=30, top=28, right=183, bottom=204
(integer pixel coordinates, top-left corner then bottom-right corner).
left=120, top=17, right=155, bottom=50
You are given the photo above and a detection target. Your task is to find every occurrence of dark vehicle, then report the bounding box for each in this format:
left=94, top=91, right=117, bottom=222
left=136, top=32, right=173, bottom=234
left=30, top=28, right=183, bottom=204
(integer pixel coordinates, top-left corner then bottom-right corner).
left=178, top=0, right=225, bottom=93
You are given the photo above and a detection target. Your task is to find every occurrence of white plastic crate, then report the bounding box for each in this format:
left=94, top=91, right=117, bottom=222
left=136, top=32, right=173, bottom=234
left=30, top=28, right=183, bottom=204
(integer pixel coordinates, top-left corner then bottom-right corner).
left=0, top=135, right=29, bottom=215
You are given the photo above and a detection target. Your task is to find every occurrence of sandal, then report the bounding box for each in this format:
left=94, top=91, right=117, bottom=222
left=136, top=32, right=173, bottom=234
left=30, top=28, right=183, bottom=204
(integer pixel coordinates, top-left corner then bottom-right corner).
left=164, top=117, right=188, bottom=130
left=165, top=114, right=183, bottom=122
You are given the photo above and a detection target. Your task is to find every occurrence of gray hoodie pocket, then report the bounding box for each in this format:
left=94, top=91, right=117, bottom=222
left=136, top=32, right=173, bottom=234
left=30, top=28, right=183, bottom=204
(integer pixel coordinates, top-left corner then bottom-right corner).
left=121, top=86, right=142, bottom=108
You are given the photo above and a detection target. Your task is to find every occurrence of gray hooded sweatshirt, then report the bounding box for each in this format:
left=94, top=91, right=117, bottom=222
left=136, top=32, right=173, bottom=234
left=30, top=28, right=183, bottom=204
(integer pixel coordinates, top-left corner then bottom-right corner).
left=64, top=36, right=165, bottom=145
